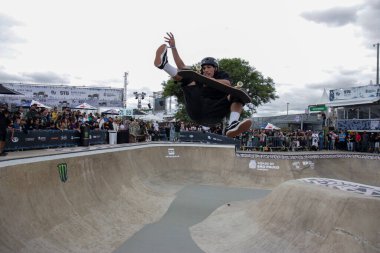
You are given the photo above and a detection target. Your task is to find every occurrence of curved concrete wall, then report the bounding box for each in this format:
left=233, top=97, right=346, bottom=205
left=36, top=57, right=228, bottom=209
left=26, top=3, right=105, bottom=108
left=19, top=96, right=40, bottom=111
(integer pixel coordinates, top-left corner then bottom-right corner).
left=0, top=144, right=379, bottom=252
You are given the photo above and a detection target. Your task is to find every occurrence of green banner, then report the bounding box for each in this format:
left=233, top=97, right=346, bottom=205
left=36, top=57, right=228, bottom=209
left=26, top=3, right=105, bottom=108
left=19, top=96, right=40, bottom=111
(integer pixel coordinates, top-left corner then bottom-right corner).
left=309, top=105, right=327, bottom=112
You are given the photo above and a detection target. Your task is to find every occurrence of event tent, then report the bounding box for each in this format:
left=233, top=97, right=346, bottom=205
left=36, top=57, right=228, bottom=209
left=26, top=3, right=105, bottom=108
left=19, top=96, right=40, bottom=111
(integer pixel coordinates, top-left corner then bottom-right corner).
left=29, top=100, right=51, bottom=109
left=135, top=114, right=163, bottom=122
left=74, top=103, right=97, bottom=110
left=264, top=123, right=281, bottom=130
left=101, top=109, right=120, bottom=115
left=0, top=84, right=23, bottom=95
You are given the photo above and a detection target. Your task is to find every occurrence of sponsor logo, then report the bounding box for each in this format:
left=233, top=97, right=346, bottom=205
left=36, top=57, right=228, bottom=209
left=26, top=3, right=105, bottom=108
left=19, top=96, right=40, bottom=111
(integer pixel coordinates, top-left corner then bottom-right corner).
left=249, top=160, right=279, bottom=171
left=11, top=137, right=19, bottom=143
left=25, top=138, right=35, bottom=142
left=165, top=148, right=179, bottom=158
left=57, top=163, right=68, bottom=183
left=37, top=137, right=46, bottom=141
left=50, top=137, right=59, bottom=140
left=61, top=135, right=68, bottom=140
left=291, top=161, right=315, bottom=170
left=299, top=178, right=380, bottom=198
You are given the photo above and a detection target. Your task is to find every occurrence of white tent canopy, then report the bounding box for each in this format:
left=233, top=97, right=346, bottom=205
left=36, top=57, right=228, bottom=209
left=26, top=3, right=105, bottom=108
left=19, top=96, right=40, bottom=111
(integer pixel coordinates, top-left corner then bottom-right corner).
left=264, top=123, right=280, bottom=130
left=101, top=109, right=120, bottom=115
left=30, top=100, right=51, bottom=109
left=74, top=103, right=97, bottom=110
left=135, top=114, right=163, bottom=122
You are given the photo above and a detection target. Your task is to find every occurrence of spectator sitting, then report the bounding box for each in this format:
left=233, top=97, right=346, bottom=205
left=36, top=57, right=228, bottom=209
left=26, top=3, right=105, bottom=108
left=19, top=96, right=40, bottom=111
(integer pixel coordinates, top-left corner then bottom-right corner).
left=26, top=103, right=38, bottom=121
left=57, top=117, right=69, bottom=131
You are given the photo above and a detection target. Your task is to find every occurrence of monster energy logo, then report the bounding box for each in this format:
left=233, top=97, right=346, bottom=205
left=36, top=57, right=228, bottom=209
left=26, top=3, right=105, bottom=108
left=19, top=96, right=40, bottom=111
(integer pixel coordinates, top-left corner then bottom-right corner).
left=57, top=163, right=68, bottom=183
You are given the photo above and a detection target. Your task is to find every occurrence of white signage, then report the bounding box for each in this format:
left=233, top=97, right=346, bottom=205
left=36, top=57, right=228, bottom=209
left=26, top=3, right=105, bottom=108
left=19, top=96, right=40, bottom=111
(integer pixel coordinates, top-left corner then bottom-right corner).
left=249, top=160, right=279, bottom=171
left=165, top=148, right=179, bottom=158
left=329, top=85, right=380, bottom=101
left=1, top=83, right=124, bottom=107
left=120, top=108, right=134, bottom=116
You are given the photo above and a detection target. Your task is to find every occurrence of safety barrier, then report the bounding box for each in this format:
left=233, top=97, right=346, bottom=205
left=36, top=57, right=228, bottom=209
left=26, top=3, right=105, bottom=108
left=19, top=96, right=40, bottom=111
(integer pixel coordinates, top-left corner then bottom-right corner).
left=5, top=130, right=107, bottom=151
left=241, top=136, right=311, bottom=152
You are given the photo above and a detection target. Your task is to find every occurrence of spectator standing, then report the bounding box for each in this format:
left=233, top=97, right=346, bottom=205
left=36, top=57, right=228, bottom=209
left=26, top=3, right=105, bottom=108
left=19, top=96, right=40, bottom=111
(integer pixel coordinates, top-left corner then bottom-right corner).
left=355, top=132, right=362, bottom=152
left=169, top=122, right=175, bottom=141
left=0, top=108, right=11, bottom=156
left=374, top=133, right=380, bottom=153
left=317, top=132, right=323, bottom=150
left=346, top=132, right=354, bottom=151
left=361, top=131, right=369, bottom=152
left=174, top=121, right=181, bottom=142
left=51, top=107, right=58, bottom=122
left=338, top=131, right=346, bottom=150
left=324, top=133, right=329, bottom=150
left=164, top=123, right=170, bottom=141
left=311, top=132, right=319, bottom=151
left=259, top=131, right=267, bottom=148
left=330, top=131, right=337, bottom=150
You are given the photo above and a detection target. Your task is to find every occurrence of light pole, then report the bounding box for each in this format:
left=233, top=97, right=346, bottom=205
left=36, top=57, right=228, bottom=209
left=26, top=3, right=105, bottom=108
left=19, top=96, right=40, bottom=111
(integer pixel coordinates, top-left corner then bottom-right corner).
left=123, top=72, right=128, bottom=108
left=133, top=92, right=146, bottom=109
left=374, top=43, right=379, bottom=85
left=286, top=102, right=289, bottom=115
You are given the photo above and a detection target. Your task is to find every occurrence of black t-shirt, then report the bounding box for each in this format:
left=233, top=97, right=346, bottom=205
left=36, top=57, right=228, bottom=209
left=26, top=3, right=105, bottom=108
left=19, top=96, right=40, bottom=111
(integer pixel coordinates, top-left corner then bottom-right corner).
left=174, top=123, right=181, bottom=132
left=201, top=71, right=232, bottom=100
left=0, top=112, right=11, bottom=131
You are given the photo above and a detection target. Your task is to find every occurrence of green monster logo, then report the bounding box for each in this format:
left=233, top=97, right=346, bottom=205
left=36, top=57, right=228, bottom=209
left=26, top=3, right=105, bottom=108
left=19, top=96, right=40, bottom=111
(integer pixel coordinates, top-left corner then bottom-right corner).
left=57, top=163, right=68, bottom=183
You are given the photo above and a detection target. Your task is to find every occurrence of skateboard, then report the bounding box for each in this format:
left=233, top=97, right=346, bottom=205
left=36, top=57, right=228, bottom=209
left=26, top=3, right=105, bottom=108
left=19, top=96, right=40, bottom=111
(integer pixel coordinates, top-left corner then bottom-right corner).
left=177, top=70, right=252, bottom=104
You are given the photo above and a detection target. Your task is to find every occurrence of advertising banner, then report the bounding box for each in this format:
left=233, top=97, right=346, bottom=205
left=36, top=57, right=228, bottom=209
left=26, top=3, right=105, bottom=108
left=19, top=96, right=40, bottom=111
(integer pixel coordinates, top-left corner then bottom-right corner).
left=1, top=83, right=124, bottom=108
left=329, top=85, right=380, bottom=101
left=5, top=130, right=107, bottom=151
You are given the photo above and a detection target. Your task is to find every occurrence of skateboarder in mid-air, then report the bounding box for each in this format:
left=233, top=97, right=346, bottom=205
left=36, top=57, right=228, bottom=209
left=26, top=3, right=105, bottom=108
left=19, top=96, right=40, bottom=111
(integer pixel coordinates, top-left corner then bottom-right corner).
left=154, top=32, right=252, bottom=138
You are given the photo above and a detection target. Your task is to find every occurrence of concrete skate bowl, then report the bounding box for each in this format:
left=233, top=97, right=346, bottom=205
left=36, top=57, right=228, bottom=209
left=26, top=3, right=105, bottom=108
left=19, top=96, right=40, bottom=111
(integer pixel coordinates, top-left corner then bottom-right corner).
left=0, top=143, right=379, bottom=253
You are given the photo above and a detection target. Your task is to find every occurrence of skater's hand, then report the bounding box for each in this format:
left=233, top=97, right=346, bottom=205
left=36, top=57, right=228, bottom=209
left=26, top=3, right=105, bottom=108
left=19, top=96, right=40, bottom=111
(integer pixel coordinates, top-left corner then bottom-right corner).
left=164, top=32, right=176, bottom=48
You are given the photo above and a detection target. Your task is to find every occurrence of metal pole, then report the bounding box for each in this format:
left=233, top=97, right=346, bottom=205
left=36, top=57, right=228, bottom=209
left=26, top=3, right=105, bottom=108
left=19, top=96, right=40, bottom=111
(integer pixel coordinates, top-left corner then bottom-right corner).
left=374, top=43, right=379, bottom=85
left=123, top=72, right=128, bottom=108
left=286, top=103, right=289, bottom=115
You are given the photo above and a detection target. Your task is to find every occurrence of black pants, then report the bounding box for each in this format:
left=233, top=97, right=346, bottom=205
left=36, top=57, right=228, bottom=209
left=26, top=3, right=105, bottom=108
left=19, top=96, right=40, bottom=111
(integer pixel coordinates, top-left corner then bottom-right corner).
left=182, top=84, right=231, bottom=126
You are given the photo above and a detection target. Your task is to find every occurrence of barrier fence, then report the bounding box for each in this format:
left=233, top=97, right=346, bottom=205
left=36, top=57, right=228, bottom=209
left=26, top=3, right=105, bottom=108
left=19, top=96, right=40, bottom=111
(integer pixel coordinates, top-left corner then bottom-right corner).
left=5, top=130, right=108, bottom=151
left=241, top=136, right=311, bottom=151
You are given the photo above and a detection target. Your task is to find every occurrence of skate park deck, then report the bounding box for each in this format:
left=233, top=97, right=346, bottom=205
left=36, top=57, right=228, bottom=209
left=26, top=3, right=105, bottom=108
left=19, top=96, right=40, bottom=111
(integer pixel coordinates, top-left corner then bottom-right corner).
left=0, top=143, right=379, bottom=253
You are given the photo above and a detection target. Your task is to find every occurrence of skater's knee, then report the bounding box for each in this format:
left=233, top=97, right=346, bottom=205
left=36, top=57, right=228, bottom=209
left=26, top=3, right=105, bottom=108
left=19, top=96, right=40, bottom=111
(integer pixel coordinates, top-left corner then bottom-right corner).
left=227, top=95, right=245, bottom=106
left=173, top=75, right=182, bottom=82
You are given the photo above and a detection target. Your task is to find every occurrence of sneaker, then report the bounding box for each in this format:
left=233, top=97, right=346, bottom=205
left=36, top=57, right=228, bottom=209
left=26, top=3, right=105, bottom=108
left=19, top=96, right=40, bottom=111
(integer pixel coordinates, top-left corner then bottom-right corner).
left=154, top=44, right=168, bottom=69
left=225, top=119, right=252, bottom=138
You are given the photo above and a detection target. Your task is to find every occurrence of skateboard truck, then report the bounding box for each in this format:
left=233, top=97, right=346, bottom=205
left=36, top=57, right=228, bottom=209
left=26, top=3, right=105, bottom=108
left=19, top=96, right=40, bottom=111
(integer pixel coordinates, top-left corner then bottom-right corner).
left=235, top=81, right=244, bottom=88
left=195, top=64, right=202, bottom=74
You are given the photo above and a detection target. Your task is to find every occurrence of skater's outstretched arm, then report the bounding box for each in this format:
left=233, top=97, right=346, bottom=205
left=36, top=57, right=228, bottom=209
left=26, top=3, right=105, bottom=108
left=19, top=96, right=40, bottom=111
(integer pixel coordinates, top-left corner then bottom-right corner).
left=165, top=32, right=187, bottom=70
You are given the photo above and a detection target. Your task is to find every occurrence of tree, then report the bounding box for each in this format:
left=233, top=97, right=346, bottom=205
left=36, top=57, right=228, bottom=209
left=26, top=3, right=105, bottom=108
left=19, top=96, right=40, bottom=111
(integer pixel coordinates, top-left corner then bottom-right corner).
left=162, top=58, right=278, bottom=122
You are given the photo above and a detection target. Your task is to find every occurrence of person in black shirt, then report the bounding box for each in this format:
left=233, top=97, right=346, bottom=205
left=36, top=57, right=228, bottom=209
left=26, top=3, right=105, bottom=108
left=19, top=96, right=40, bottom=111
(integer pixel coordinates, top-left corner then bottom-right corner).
left=0, top=108, right=11, bottom=156
left=154, top=32, right=251, bottom=138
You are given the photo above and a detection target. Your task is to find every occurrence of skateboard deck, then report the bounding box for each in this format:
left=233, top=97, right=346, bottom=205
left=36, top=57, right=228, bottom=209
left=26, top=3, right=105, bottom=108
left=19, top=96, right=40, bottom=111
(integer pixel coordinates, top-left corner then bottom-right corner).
left=177, top=70, right=252, bottom=104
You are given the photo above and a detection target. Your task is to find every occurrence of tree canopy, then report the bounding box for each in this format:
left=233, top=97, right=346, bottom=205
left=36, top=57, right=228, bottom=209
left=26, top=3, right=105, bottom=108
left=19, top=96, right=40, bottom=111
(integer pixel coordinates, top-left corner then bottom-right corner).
left=161, top=58, right=278, bottom=122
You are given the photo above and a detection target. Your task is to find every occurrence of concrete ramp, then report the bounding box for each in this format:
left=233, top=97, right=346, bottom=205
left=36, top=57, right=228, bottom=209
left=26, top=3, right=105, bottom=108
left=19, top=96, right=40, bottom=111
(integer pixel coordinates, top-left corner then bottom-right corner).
left=191, top=180, right=380, bottom=253
left=0, top=144, right=379, bottom=253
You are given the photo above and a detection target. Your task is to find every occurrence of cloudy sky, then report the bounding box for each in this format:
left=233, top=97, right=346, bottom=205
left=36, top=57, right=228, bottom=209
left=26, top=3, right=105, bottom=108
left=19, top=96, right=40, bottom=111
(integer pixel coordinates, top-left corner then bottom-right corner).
left=0, top=0, right=379, bottom=116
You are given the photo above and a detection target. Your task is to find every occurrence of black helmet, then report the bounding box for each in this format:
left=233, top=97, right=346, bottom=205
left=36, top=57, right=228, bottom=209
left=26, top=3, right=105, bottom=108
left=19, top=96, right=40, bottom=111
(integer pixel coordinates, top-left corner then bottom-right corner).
left=200, top=57, right=218, bottom=68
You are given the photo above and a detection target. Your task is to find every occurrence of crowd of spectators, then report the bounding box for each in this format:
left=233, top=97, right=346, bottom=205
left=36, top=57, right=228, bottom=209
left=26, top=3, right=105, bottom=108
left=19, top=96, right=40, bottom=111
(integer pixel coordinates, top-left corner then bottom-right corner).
left=1, top=103, right=379, bottom=154
left=0, top=103, right=127, bottom=134
left=239, top=129, right=380, bottom=153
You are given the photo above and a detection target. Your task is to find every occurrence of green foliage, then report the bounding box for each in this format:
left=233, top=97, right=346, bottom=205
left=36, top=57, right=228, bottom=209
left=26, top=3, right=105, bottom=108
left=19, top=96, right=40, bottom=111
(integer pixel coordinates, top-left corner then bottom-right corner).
left=161, top=79, right=185, bottom=104
left=161, top=58, right=278, bottom=122
left=218, top=58, right=278, bottom=107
